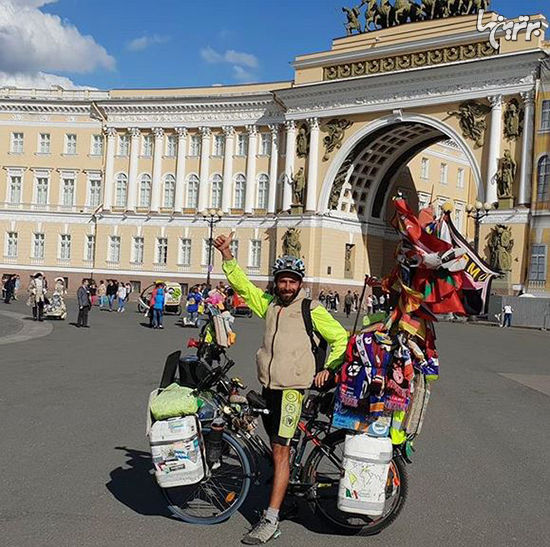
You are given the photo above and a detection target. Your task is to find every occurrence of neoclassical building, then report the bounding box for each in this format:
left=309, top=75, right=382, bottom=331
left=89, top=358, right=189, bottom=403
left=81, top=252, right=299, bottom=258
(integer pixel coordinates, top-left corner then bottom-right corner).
left=0, top=11, right=549, bottom=296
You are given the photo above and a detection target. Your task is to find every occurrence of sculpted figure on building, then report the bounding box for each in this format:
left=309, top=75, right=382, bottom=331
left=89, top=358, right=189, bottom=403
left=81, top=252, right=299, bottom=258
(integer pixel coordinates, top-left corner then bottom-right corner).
left=447, top=101, right=491, bottom=148
left=291, top=167, right=306, bottom=205
left=296, top=123, right=309, bottom=158
left=322, top=119, right=353, bottom=161
left=282, top=227, right=302, bottom=258
left=504, top=98, right=523, bottom=140
left=488, top=225, right=514, bottom=272
left=497, top=150, right=517, bottom=199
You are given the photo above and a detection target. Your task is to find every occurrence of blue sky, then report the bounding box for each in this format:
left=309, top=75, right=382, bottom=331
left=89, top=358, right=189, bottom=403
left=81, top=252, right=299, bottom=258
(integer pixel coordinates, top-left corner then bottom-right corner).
left=0, top=0, right=548, bottom=90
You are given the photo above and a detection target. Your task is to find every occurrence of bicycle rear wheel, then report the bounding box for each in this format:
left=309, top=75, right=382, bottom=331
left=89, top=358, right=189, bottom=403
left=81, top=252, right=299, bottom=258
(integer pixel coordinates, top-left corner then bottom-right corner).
left=161, top=429, right=251, bottom=525
left=302, top=429, right=408, bottom=536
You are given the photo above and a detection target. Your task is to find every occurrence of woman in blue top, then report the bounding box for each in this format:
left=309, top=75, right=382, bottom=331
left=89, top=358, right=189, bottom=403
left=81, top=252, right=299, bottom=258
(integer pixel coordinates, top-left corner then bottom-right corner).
left=152, top=282, right=165, bottom=329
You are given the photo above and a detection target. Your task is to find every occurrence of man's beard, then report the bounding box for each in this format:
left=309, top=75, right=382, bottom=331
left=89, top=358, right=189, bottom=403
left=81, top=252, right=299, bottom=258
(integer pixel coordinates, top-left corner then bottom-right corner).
left=277, top=288, right=299, bottom=304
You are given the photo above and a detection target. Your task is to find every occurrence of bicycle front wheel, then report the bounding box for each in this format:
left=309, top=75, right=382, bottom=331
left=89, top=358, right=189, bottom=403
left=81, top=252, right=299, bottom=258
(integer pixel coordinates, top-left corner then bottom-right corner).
left=161, top=429, right=251, bottom=525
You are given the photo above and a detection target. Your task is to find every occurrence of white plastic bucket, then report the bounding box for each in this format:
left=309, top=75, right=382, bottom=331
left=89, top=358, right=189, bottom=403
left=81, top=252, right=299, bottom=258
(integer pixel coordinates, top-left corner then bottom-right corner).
left=149, top=415, right=205, bottom=488
left=337, top=433, right=393, bottom=516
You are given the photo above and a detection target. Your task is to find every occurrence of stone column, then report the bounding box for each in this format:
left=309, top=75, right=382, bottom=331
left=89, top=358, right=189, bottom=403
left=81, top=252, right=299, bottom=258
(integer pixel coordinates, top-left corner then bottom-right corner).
left=487, top=95, right=503, bottom=205
left=151, top=127, right=164, bottom=211
left=222, top=126, right=235, bottom=213
left=198, top=127, right=212, bottom=212
left=305, top=117, right=320, bottom=212
left=127, top=127, right=140, bottom=210
left=519, top=90, right=535, bottom=206
left=174, top=127, right=188, bottom=211
left=245, top=125, right=258, bottom=214
left=103, top=126, right=117, bottom=210
left=283, top=120, right=297, bottom=212
left=267, top=124, right=279, bottom=213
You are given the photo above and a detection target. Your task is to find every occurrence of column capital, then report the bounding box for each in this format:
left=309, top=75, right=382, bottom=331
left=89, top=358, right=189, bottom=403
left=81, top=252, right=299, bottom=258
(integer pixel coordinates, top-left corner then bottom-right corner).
left=285, top=120, right=297, bottom=132
left=129, top=127, right=141, bottom=138
left=246, top=124, right=258, bottom=136
left=175, top=127, right=188, bottom=138
left=268, top=124, right=280, bottom=135
left=307, top=117, right=320, bottom=130
left=103, top=126, right=117, bottom=138
left=152, top=127, right=164, bottom=139
left=488, top=95, right=503, bottom=108
left=222, top=125, right=235, bottom=137
left=520, top=89, right=535, bottom=105
left=200, top=126, right=212, bottom=137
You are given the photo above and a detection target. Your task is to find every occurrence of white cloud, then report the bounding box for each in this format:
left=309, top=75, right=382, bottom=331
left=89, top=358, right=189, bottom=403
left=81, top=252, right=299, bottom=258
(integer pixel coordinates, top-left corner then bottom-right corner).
left=11, top=0, right=57, bottom=6
left=0, top=70, right=94, bottom=89
left=126, top=34, right=170, bottom=52
left=200, top=46, right=258, bottom=69
left=232, top=65, right=255, bottom=83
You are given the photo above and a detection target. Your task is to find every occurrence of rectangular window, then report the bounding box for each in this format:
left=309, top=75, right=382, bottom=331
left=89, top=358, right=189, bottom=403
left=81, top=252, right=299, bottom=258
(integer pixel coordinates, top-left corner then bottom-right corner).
left=249, top=240, right=261, bottom=268
left=213, top=135, right=225, bottom=156
left=260, top=133, right=271, bottom=156
left=33, top=233, right=45, bottom=259
left=420, top=157, right=429, bottom=180
left=65, top=134, right=77, bottom=155
left=201, top=238, right=213, bottom=266
left=457, top=168, right=465, bottom=189
left=454, top=202, right=464, bottom=232
left=85, top=234, right=95, bottom=262
left=440, top=163, right=448, bottom=185
left=142, top=135, right=153, bottom=156
left=166, top=135, right=177, bottom=157
left=132, top=236, right=144, bottom=264
left=109, top=235, right=121, bottom=263
left=11, top=132, right=23, bottom=153
left=62, top=177, right=75, bottom=207
left=91, top=134, right=103, bottom=156
left=88, top=178, right=102, bottom=207
left=36, top=176, right=49, bottom=205
left=189, top=135, right=201, bottom=156
left=541, top=100, right=550, bottom=131
left=59, top=234, right=71, bottom=260
left=156, top=237, right=168, bottom=265
left=9, top=175, right=22, bottom=204
left=236, top=134, right=248, bottom=156
left=229, top=239, right=239, bottom=261
left=164, top=178, right=175, bottom=208
left=179, top=238, right=191, bottom=266
left=5, top=231, right=18, bottom=258
left=118, top=135, right=129, bottom=156
left=39, top=133, right=51, bottom=154
left=529, top=244, right=547, bottom=281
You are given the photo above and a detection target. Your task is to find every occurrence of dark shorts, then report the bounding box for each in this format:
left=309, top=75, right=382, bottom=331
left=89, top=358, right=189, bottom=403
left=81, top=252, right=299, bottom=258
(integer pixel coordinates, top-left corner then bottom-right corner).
left=261, top=388, right=304, bottom=446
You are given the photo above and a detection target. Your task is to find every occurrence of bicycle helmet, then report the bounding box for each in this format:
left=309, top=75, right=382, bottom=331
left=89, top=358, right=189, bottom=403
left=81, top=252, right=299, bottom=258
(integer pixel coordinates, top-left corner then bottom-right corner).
left=272, top=255, right=306, bottom=279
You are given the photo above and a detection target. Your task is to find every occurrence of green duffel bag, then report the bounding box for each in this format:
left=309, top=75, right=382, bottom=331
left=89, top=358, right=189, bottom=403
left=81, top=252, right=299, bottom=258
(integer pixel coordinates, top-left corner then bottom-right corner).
left=150, top=383, right=199, bottom=420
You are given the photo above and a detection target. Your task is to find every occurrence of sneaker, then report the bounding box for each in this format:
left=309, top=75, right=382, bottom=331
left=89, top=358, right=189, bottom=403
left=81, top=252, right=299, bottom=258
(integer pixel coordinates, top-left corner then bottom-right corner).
left=241, top=513, right=280, bottom=545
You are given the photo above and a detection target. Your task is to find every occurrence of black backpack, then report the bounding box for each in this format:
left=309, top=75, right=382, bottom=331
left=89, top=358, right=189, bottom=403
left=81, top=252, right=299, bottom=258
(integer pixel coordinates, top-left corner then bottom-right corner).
left=301, top=298, right=328, bottom=373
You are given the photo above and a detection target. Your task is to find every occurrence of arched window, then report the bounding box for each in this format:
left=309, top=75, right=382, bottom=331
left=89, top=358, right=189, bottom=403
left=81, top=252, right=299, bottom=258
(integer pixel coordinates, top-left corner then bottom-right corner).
left=257, top=173, right=269, bottom=209
left=163, top=174, right=176, bottom=208
left=211, top=174, right=222, bottom=208
left=115, top=173, right=128, bottom=208
left=537, top=155, right=550, bottom=202
left=186, top=174, right=199, bottom=209
left=234, top=174, right=246, bottom=209
left=139, top=174, right=152, bottom=208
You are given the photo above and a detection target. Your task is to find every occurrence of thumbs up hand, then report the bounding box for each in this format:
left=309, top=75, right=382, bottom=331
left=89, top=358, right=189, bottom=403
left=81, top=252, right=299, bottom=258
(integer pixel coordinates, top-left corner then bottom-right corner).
left=214, top=232, right=235, bottom=261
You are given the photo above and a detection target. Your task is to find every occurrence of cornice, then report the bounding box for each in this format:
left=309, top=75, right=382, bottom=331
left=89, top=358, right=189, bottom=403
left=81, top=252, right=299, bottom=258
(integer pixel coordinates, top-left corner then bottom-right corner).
left=481, top=208, right=530, bottom=224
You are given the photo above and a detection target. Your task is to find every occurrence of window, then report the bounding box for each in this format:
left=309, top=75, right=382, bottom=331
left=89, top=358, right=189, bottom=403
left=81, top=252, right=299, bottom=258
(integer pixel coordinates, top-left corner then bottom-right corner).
left=529, top=245, right=547, bottom=281
left=139, top=174, right=152, bottom=208
left=132, top=237, right=144, bottom=264
left=88, top=178, right=102, bottom=207
left=65, top=134, right=77, bottom=155
left=85, top=235, right=95, bottom=262
left=118, top=135, right=129, bottom=156
left=542, top=100, right=550, bottom=131
left=249, top=240, right=261, bottom=268
left=440, top=163, right=448, bottom=185
left=36, top=176, right=49, bottom=205
left=236, top=133, right=248, bottom=156
left=260, top=133, right=271, bottom=156
left=454, top=202, right=465, bottom=232
left=9, top=175, right=22, bottom=204
left=115, top=173, right=128, bottom=208
left=142, top=135, right=153, bottom=156
left=109, top=236, right=121, bottom=262
left=179, top=238, right=191, bottom=266
left=166, top=135, right=177, bottom=157
left=213, top=135, right=225, bottom=156
left=5, top=231, right=18, bottom=258
left=11, top=132, right=23, bottom=153
left=211, top=174, right=222, bottom=208
left=88, top=134, right=102, bottom=156
left=186, top=174, right=199, bottom=208
left=59, top=234, right=71, bottom=260
left=229, top=239, right=239, bottom=260
left=189, top=135, right=201, bottom=156
left=156, top=237, right=168, bottom=265
left=257, top=174, right=269, bottom=209
left=420, top=157, right=429, bottom=179
left=457, top=168, right=465, bottom=189
left=234, top=174, right=246, bottom=208
left=39, top=133, right=50, bottom=154
left=163, top=174, right=176, bottom=208
left=537, top=155, right=550, bottom=202
left=62, top=177, right=75, bottom=207
left=33, top=233, right=45, bottom=259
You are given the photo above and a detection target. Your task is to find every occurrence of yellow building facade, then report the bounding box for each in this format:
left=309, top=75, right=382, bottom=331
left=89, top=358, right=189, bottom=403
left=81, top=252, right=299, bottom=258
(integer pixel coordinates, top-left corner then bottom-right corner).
left=0, top=11, right=548, bottom=296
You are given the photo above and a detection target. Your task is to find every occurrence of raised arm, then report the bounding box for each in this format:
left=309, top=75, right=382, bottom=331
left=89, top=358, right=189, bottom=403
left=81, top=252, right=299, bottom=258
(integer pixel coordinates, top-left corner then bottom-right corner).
left=310, top=304, right=348, bottom=371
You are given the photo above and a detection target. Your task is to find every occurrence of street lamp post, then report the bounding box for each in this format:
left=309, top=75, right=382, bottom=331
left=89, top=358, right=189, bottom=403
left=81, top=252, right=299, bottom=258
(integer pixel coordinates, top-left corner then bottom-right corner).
left=202, top=209, right=223, bottom=287
left=465, top=201, right=493, bottom=253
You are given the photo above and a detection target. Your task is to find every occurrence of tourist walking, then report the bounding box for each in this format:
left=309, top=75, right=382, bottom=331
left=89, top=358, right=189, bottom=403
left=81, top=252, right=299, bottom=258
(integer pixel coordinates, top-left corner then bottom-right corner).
left=366, top=294, right=373, bottom=315
left=117, top=282, right=127, bottom=312
left=185, top=286, right=202, bottom=325
left=76, top=278, right=92, bottom=327
left=4, top=274, right=16, bottom=303
left=150, top=281, right=165, bottom=329
left=501, top=304, right=514, bottom=328
left=97, top=280, right=107, bottom=309
left=106, top=280, right=117, bottom=311
left=27, top=272, right=46, bottom=321
left=344, top=290, right=353, bottom=318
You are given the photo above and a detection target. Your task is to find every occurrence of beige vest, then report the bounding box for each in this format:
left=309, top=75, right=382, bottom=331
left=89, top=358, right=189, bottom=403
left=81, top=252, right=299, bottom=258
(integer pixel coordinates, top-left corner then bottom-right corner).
left=256, top=289, right=318, bottom=390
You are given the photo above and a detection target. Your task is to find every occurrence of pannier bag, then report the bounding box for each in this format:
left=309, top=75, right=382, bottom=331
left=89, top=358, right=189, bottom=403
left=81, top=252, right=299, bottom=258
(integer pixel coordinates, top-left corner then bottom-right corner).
left=149, top=414, right=206, bottom=488
left=150, top=383, right=199, bottom=420
left=338, top=433, right=393, bottom=516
